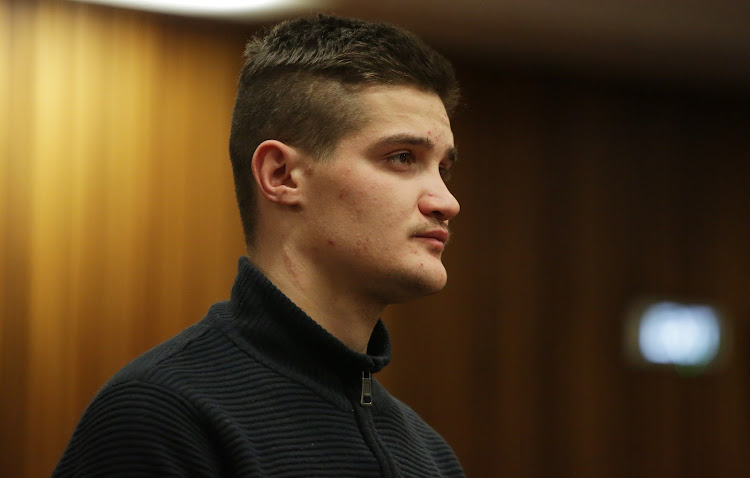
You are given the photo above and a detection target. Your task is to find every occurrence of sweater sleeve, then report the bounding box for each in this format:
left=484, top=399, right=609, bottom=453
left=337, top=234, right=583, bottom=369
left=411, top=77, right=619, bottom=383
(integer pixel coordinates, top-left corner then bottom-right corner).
left=52, top=380, right=223, bottom=477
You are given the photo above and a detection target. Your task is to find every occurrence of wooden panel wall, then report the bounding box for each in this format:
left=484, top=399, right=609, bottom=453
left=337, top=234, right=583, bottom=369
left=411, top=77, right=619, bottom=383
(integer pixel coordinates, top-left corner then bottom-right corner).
left=2, top=1, right=750, bottom=477
left=1, top=1, right=247, bottom=476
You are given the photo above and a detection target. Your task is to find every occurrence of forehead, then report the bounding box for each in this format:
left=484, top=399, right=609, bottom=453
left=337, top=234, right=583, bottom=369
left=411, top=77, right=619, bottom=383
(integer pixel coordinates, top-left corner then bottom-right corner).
left=346, top=85, right=454, bottom=145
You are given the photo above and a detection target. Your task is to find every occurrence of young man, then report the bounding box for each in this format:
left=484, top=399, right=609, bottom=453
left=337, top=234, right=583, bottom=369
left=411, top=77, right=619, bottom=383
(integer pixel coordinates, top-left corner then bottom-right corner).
left=54, top=14, right=463, bottom=477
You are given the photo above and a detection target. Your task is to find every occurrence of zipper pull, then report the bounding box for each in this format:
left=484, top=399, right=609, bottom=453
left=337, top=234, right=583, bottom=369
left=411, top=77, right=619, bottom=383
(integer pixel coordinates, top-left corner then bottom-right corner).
left=360, top=370, right=373, bottom=406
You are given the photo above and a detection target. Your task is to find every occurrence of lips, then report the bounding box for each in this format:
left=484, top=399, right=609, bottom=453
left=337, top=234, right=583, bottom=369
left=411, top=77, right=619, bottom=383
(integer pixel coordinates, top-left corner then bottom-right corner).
left=413, top=228, right=449, bottom=245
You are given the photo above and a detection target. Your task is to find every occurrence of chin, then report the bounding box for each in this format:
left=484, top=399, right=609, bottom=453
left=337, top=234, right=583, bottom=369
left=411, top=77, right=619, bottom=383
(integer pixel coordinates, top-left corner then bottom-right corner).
left=385, top=263, right=448, bottom=304
left=418, top=264, right=448, bottom=291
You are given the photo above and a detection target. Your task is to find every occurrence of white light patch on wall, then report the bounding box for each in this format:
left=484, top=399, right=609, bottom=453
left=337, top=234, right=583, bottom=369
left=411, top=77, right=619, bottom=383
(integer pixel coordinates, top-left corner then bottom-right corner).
left=69, top=0, right=319, bottom=16
left=637, top=301, right=721, bottom=367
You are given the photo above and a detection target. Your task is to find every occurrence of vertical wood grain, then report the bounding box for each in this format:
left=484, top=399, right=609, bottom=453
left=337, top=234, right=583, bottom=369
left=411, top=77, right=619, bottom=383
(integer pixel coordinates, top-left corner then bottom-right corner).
left=1, top=2, right=247, bottom=476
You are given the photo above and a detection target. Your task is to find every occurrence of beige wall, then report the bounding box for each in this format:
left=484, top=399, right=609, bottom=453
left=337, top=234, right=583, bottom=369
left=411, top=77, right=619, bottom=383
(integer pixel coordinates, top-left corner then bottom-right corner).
left=2, top=1, right=750, bottom=476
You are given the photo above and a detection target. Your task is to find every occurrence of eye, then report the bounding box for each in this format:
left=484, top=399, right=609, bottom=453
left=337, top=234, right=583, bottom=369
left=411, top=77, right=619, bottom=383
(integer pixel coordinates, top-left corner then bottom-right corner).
left=439, top=163, right=453, bottom=182
left=386, top=151, right=415, bottom=166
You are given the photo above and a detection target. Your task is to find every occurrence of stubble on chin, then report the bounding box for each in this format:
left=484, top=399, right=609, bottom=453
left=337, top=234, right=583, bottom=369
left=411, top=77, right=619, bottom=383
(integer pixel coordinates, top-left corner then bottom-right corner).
left=370, top=261, right=448, bottom=306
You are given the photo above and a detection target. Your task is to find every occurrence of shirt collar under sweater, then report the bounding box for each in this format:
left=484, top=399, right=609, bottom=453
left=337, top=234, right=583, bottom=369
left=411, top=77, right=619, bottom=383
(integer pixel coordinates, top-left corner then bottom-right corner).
left=220, top=257, right=391, bottom=404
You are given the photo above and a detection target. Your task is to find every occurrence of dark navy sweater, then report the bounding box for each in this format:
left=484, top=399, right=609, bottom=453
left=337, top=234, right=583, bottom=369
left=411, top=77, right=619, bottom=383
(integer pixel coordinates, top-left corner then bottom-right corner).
left=53, top=257, right=464, bottom=477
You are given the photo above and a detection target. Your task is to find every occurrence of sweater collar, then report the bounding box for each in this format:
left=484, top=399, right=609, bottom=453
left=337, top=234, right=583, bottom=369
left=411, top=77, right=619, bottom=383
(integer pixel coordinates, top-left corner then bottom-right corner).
left=227, top=257, right=391, bottom=381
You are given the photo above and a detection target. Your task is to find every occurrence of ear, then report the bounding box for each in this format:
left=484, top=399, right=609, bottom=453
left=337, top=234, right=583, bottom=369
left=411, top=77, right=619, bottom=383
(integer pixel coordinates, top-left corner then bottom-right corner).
left=251, top=140, right=304, bottom=206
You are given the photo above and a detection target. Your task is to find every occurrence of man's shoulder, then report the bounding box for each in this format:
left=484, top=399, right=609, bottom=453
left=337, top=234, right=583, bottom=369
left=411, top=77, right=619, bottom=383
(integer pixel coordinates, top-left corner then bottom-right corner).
left=101, top=305, right=248, bottom=397
left=109, top=321, right=210, bottom=383
left=51, top=312, right=240, bottom=478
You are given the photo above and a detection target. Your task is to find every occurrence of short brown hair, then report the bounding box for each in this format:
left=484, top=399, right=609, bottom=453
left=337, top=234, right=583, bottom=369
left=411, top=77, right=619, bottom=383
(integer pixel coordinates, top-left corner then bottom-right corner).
left=229, top=14, right=460, bottom=247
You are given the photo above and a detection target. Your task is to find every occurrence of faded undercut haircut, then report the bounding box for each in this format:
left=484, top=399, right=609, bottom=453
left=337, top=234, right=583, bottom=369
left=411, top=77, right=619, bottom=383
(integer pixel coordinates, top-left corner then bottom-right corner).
left=228, top=14, right=460, bottom=248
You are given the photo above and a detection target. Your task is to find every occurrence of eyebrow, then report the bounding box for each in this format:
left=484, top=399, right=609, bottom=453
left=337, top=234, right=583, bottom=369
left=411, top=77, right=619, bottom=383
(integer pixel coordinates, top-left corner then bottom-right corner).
left=369, top=133, right=458, bottom=165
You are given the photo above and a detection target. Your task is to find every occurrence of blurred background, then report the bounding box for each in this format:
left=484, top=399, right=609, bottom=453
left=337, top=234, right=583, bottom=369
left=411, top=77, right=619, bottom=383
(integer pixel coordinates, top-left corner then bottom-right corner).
left=2, top=0, right=750, bottom=476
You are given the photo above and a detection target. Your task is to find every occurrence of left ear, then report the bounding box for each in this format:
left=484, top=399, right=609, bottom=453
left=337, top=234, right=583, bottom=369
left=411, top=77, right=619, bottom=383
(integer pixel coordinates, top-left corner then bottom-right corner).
left=251, top=140, right=306, bottom=206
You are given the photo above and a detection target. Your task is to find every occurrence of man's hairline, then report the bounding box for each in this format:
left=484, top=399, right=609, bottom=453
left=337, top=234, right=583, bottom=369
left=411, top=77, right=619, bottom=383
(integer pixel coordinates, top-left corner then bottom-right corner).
left=307, top=83, right=455, bottom=162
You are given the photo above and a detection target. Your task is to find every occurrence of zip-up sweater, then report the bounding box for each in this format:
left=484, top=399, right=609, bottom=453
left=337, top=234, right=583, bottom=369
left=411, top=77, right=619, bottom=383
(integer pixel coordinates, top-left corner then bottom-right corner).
left=53, top=257, right=464, bottom=477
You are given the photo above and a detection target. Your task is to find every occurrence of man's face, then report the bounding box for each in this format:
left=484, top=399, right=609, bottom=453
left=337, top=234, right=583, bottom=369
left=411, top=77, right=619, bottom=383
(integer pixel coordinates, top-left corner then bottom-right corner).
left=299, top=85, right=460, bottom=305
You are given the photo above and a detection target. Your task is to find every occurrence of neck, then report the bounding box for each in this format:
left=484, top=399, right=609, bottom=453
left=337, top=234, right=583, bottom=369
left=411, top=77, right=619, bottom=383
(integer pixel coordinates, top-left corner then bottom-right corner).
left=249, top=243, right=384, bottom=354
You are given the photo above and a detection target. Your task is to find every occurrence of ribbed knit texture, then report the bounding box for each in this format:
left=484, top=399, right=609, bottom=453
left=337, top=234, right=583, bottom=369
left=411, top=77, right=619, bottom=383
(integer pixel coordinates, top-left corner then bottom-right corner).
left=53, top=257, right=464, bottom=477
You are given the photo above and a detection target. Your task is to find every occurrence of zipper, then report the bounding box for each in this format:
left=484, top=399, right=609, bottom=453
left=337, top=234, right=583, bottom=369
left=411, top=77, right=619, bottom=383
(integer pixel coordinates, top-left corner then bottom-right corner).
left=354, top=370, right=397, bottom=476
left=360, top=370, right=373, bottom=406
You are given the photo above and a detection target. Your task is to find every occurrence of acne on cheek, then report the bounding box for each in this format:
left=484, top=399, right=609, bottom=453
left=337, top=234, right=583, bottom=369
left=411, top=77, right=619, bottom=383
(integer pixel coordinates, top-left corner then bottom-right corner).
left=349, top=207, right=365, bottom=219
left=355, top=239, right=369, bottom=252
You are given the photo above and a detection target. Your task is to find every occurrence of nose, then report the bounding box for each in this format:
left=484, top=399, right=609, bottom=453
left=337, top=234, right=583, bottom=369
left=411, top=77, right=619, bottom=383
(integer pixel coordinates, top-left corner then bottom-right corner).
left=418, top=179, right=460, bottom=222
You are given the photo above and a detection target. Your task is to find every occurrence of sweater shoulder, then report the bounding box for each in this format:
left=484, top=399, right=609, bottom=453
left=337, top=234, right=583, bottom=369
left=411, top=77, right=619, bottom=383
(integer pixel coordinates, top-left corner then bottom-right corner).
left=53, top=372, right=225, bottom=476
left=53, top=306, right=252, bottom=476
left=104, top=302, right=240, bottom=389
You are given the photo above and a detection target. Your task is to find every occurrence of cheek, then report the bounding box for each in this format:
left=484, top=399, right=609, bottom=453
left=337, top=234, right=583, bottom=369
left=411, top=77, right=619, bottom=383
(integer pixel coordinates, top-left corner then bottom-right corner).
left=354, top=238, right=370, bottom=254
left=334, top=179, right=384, bottom=219
left=325, top=172, right=413, bottom=244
